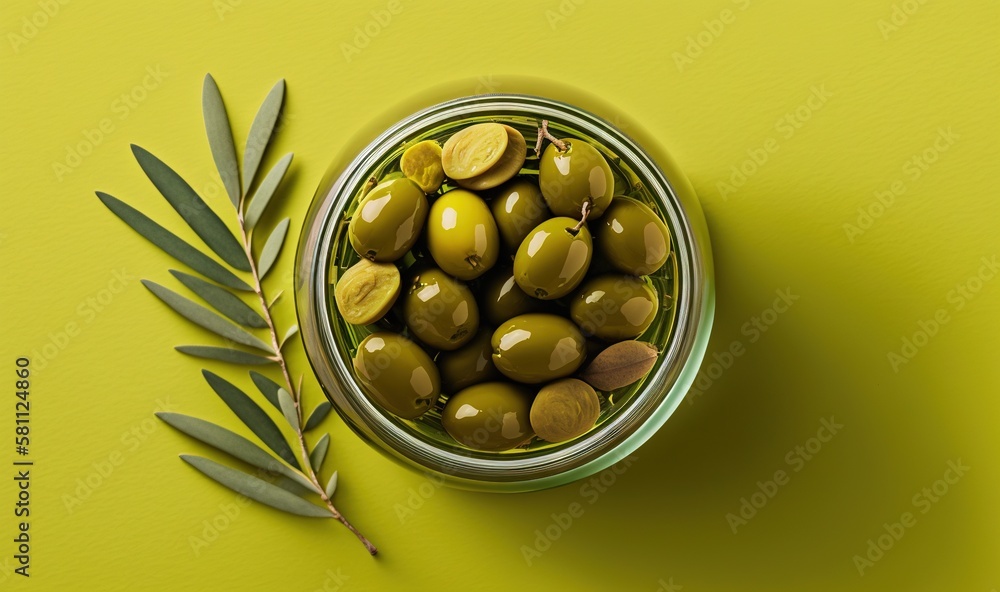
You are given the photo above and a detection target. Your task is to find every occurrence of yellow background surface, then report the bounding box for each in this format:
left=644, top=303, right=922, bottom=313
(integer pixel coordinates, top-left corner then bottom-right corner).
left=1, top=0, right=997, bottom=590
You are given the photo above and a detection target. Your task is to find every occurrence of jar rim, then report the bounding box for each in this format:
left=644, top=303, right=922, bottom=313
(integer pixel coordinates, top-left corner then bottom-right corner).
left=295, top=94, right=715, bottom=491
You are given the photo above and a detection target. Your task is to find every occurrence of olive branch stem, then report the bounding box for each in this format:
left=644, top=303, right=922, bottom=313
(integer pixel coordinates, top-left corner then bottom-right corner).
left=535, top=119, right=567, bottom=155
left=96, top=75, right=380, bottom=559
left=570, top=200, right=592, bottom=235
left=236, top=205, right=378, bottom=556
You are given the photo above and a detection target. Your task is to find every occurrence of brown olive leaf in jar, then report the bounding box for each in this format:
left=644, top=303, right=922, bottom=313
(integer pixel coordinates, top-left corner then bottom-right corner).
left=579, top=340, right=659, bottom=392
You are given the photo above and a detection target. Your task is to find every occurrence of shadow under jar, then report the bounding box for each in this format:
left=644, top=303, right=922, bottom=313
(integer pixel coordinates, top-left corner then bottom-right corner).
left=296, top=94, right=714, bottom=492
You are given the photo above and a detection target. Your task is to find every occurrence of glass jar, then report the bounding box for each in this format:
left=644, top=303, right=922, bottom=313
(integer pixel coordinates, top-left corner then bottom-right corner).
left=295, top=94, right=714, bottom=492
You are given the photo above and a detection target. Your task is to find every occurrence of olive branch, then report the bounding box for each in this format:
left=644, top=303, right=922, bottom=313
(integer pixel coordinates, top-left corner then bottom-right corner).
left=95, top=74, right=377, bottom=555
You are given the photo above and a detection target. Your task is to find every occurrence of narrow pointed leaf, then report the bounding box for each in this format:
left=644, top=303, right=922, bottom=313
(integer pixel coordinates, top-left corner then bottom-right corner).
left=202, top=74, right=242, bottom=207
left=131, top=144, right=249, bottom=271
left=277, top=388, right=299, bottom=430
left=274, top=474, right=315, bottom=497
left=249, top=371, right=283, bottom=410
left=310, top=433, right=330, bottom=471
left=243, top=80, right=285, bottom=193
left=280, top=324, right=299, bottom=350
left=157, top=413, right=315, bottom=492
left=203, top=370, right=299, bottom=469
left=176, top=345, right=275, bottom=365
left=96, top=192, right=251, bottom=291
left=268, top=290, right=284, bottom=308
left=304, top=401, right=332, bottom=432
left=170, top=270, right=266, bottom=328
left=325, top=471, right=338, bottom=499
left=245, top=153, right=292, bottom=230
left=257, top=217, right=289, bottom=279
left=143, top=280, right=273, bottom=352
left=180, top=455, right=330, bottom=518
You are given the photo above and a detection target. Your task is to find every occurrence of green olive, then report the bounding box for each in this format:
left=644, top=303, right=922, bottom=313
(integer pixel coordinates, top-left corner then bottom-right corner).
left=569, top=275, right=659, bottom=341
left=513, top=217, right=592, bottom=300
left=441, top=123, right=509, bottom=180
left=480, top=267, right=545, bottom=326
left=538, top=139, right=614, bottom=218
left=489, top=177, right=550, bottom=251
left=348, top=178, right=428, bottom=262
left=400, top=140, right=445, bottom=193
left=403, top=267, right=479, bottom=351
left=441, top=382, right=534, bottom=451
left=333, top=258, right=400, bottom=325
left=427, top=189, right=500, bottom=280
left=436, top=328, right=501, bottom=394
left=492, top=313, right=586, bottom=384
left=595, top=197, right=670, bottom=275
left=353, top=332, right=440, bottom=419
left=455, top=125, right=527, bottom=191
left=530, top=378, right=601, bottom=443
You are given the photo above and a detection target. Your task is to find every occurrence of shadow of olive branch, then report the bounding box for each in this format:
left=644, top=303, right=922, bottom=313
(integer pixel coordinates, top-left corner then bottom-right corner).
left=95, top=74, right=377, bottom=556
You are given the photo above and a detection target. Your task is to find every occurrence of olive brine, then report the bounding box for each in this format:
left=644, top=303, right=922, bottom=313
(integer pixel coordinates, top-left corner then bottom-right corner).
left=336, top=120, right=671, bottom=451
